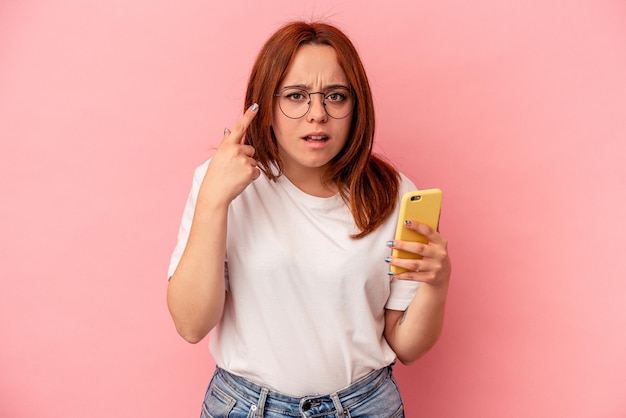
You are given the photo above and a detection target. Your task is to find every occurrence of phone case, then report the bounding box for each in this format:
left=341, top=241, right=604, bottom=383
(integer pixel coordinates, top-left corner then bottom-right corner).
left=390, top=189, right=443, bottom=274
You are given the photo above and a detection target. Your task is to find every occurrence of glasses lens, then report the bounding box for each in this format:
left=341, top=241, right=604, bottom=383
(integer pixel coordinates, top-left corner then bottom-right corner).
left=277, top=88, right=353, bottom=119
left=278, top=89, right=310, bottom=119
left=324, top=88, right=353, bottom=119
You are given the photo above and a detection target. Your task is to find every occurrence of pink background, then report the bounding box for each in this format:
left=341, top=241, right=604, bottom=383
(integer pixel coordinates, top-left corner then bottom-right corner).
left=1, top=1, right=625, bottom=417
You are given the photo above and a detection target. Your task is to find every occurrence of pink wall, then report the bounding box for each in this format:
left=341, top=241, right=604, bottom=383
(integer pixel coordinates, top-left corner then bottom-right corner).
left=1, top=1, right=625, bottom=416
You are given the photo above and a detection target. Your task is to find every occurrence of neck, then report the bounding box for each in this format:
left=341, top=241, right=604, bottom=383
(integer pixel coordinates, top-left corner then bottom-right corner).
left=282, top=167, right=337, bottom=198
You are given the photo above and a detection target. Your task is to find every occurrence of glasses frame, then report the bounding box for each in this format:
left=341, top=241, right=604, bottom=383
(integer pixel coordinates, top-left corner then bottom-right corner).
left=273, top=87, right=354, bottom=120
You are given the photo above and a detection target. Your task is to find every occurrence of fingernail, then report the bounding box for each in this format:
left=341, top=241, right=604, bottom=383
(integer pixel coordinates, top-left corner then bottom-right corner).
left=387, top=271, right=394, bottom=276
left=223, top=128, right=230, bottom=136
left=404, top=220, right=412, bottom=226
left=384, top=257, right=391, bottom=263
left=386, top=241, right=394, bottom=247
left=251, top=103, right=258, bottom=111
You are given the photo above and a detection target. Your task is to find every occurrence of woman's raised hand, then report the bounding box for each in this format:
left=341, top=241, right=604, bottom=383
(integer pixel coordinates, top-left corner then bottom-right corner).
left=201, top=104, right=261, bottom=206
left=386, top=221, right=451, bottom=288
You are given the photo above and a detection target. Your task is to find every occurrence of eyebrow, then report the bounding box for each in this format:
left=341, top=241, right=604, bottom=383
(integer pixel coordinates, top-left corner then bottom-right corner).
left=280, top=83, right=350, bottom=91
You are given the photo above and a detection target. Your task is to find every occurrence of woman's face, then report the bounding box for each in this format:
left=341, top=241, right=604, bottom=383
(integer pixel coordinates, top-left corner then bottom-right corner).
left=272, top=44, right=352, bottom=182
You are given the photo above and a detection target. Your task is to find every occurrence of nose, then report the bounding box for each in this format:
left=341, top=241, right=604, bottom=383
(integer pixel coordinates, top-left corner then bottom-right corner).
left=306, top=92, right=327, bottom=123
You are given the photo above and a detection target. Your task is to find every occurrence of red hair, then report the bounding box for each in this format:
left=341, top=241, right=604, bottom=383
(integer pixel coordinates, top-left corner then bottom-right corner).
left=244, top=21, right=400, bottom=238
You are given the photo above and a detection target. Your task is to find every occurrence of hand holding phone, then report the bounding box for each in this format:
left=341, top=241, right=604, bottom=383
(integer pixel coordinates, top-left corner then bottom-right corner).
left=390, top=189, right=443, bottom=275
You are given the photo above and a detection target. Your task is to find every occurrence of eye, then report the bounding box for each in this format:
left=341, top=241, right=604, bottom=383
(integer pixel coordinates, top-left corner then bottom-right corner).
left=284, top=90, right=308, bottom=102
left=326, top=91, right=347, bottom=102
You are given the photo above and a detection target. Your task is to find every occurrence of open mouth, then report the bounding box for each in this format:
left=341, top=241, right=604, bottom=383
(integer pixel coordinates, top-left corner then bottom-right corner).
left=303, top=135, right=329, bottom=142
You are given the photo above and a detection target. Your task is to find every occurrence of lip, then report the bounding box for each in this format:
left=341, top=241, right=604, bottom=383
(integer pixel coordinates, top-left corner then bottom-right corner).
left=301, top=132, right=330, bottom=141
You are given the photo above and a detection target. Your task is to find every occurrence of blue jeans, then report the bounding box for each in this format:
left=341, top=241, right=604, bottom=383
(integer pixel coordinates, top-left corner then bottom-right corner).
left=201, top=366, right=405, bottom=418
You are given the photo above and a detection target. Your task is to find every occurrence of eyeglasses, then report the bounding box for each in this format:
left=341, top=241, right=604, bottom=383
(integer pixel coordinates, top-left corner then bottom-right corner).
left=273, top=87, right=354, bottom=119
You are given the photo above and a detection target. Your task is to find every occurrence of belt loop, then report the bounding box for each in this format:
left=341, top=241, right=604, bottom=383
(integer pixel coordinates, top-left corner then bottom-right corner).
left=256, top=387, right=269, bottom=417
left=330, top=393, right=345, bottom=418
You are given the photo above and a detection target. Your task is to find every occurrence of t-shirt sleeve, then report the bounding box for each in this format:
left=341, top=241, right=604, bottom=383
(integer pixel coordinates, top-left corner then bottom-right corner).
left=385, top=279, right=421, bottom=310
left=167, top=161, right=208, bottom=279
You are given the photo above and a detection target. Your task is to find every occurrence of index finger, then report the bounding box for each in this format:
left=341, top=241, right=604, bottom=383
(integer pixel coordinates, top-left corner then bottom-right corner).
left=222, top=103, right=259, bottom=145
left=407, top=221, right=447, bottom=247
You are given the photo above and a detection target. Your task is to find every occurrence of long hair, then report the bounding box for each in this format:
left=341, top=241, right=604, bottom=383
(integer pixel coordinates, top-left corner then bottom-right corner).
left=244, top=21, right=400, bottom=238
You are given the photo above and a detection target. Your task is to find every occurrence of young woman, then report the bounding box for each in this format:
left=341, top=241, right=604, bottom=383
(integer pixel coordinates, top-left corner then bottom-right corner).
left=167, top=21, right=451, bottom=418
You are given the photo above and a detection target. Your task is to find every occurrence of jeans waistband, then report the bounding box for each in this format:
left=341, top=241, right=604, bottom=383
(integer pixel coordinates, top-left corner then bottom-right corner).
left=215, top=365, right=393, bottom=416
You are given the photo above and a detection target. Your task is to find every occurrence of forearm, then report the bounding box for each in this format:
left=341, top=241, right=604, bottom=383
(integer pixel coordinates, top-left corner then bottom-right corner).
left=166, top=105, right=260, bottom=343
left=167, top=200, right=228, bottom=344
left=385, top=282, right=449, bottom=364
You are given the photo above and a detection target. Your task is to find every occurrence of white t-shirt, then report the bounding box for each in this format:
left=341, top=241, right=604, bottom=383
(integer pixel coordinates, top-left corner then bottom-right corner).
left=168, top=160, right=420, bottom=396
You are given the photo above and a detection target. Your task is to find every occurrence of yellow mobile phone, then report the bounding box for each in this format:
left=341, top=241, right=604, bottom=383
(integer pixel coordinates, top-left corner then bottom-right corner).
left=390, top=189, right=443, bottom=275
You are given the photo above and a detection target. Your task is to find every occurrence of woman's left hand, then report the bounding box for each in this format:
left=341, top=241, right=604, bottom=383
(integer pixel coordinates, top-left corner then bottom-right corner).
left=386, top=221, right=451, bottom=288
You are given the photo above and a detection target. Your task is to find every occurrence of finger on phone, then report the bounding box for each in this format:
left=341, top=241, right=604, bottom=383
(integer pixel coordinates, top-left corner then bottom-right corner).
left=410, top=221, right=447, bottom=247
left=223, top=103, right=259, bottom=145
